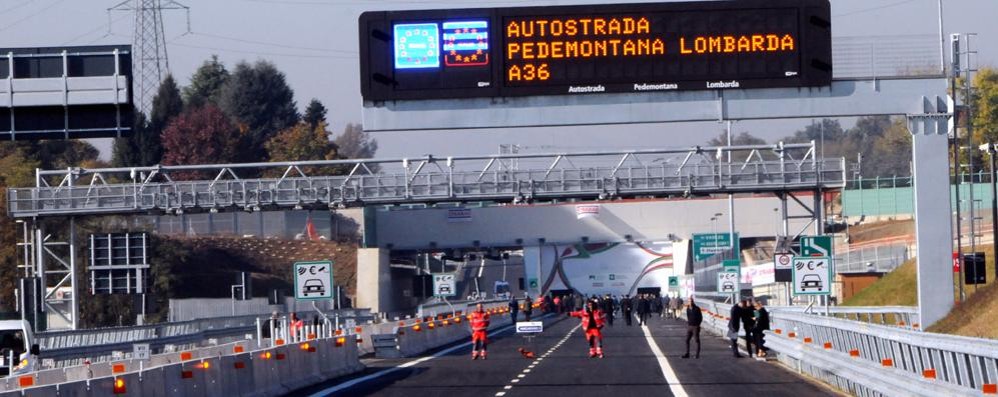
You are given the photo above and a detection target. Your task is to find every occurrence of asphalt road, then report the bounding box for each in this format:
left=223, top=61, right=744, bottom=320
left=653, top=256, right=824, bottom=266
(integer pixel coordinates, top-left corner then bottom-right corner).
left=295, top=312, right=836, bottom=397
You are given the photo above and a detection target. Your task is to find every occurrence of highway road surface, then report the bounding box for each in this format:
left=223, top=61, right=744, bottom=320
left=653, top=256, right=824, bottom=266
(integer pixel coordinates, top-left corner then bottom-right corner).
left=295, top=313, right=836, bottom=397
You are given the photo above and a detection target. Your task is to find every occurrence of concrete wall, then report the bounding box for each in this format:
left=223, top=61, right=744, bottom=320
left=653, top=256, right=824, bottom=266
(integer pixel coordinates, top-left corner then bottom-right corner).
left=356, top=248, right=393, bottom=315
left=373, top=195, right=814, bottom=250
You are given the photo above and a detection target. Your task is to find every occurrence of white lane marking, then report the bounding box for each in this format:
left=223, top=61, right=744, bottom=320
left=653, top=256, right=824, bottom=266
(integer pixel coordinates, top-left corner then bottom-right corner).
left=523, top=369, right=531, bottom=373
left=494, top=323, right=579, bottom=396
left=504, top=385, right=513, bottom=390
left=517, top=374, right=525, bottom=378
left=641, top=324, right=689, bottom=397
left=496, top=393, right=506, bottom=397
left=511, top=379, right=520, bottom=383
left=308, top=315, right=550, bottom=397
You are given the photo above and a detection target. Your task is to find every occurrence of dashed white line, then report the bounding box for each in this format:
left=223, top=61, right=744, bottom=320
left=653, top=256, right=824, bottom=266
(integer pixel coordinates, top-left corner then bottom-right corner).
left=493, top=323, right=580, bottom=396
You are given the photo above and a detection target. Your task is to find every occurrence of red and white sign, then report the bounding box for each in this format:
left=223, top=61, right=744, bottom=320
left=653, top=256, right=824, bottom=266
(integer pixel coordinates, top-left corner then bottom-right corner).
left=740, top=263, right=776, bottom=286
left=953, top=252, right=961, bottom=273
left=774, top=253, right=793, bottom=270
left=575, top=204, right=600, bottom=219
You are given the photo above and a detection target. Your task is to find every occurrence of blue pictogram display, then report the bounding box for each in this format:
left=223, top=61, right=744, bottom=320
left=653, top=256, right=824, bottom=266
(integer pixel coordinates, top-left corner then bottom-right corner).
left=442, top=21, right=489, bottom=67
left=394, top=23, right=440, bottom=69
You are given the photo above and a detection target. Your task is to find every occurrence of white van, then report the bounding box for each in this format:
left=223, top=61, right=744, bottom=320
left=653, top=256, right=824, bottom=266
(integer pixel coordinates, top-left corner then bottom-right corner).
left=0, top=320, right=39, bottom=377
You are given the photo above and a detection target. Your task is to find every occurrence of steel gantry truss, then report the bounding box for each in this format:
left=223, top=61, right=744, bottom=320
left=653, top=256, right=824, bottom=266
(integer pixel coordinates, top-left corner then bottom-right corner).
left=7, top=142, right=845, bottom=218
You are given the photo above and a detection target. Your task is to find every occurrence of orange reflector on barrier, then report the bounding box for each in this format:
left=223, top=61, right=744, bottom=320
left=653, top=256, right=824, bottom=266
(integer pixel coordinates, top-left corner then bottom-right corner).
left=300, top=343, right=310, bottom=351
left=923, top=369, right=937, bottom=379
left=913, top=323, right=920, bottom=329
left=261, top=351, right=272, bottom=360
left=181, top=370, right=193, bottom=379
left=803, top=337, right=812, bottom=344
left=849, top=349, right=860, bottom=357
left=308, top=333, right=316, bottom=340
left=335, top=329, right=343, bottom=336
left=413, top=325, right=422, bottom=332
left=356, top=326, right=363, bottom=333
left=113, top=378, right=126, bottom=394
left=234, top=345, right=245, bottom=354
left=18, top=376, right=33, bottom=388
left=787, top=332, right=796, bottom=338
left=428, top=322, right=435, bottom=329
left=180, top=351, right=193, bottom=361
left=112, top=363, right=126, bottom=373
left=443, top=320, right=450, bottom=326
left=234, top=361, right=246, bottom=369
left=454, top=318, right=461, bottom=323
left=336, top=337, right=346, bottom=347
left=983, top=384, right=997, bottom=394
left=823, top=342, right=832, bottom=350
left=774, top=329, right=782, bottom=334
left=882, top=359, right=894, bottom=367
left=275, top=339, right=285, bottom=346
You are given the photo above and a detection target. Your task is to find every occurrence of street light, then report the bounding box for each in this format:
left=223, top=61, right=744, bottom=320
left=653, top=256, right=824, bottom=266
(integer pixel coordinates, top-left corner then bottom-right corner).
left=979, top=142, right=998, bottom=281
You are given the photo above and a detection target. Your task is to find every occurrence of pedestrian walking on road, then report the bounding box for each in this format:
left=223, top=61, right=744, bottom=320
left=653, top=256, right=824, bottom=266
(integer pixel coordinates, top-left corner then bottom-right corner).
left=728, top=302, right=743, bottom=358
left=661, top=295, right=672, bottom=318
left=739, top=300, right=755, bottom=357
left=523, top=295, right=533, bottom=321
left=601, top=295, right=615, bottom=326
left=509, top=296, right=519, bottom=324
left=682, top=297, right=702, bottom=359
left=570, top=299, right=606, bottom=358
left=670, top=296, right=683, bottom=319
left=289, top=312, right=304, bottom=341
left=621, top=294, right=633, bottom=326
left=637, top=295, right=650, bottom=326
left=470, top=303, right=491, bottom=360
left=553, top=295, right=562, bottom=314
left=752, top=300, right=770, bottom=358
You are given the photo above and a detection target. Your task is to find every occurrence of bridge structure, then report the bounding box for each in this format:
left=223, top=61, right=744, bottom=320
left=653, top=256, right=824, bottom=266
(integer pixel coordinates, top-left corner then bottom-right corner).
left=6, top=142, right=843, bottom=331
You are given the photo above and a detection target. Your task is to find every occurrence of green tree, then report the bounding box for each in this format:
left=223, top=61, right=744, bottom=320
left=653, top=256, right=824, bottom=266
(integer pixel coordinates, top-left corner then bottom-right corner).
left=0, top=146, right=42, bottom=312
left=111, top=112, right=147, bottom=167
left=303, top=98, right=328, bottom=130
left=218, top=60, right=299, bottom=163
left=265, top=122, right=343, bottom=176
left=865, top=119, right=913, bottom=177
left=183, top=55, right=229, bottom=109
left=972, top=68, right=998, bottom=145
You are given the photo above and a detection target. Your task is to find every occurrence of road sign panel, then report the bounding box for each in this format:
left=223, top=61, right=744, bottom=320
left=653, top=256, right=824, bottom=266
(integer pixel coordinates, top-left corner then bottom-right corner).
left=516, top=321, right=544, bottom=333
left=432, top=273, right=457, bottom=297
left=723, top=259, right=740, bottom=274
left=800, top=236, right=832, bottom=257
left=717, top=272, right=739, bottom=293
left=774, top=253, right=793, bottom=270
left=668, top=276, right=679, bottom=291
left=792, top=256, right=833, bottom=295
left=693, top=233, right=739, bottom=261
left=133, top=344, right=150, bottom=360
left=294, top=261, right=334, bottom=301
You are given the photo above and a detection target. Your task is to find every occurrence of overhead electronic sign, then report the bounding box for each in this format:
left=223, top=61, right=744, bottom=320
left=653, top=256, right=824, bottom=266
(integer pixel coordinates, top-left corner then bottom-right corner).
left=359, top=0, right=831, bottom=101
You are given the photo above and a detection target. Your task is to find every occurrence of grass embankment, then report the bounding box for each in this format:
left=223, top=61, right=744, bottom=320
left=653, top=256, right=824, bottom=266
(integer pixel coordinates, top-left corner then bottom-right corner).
left=842, top=246, right=998, bottom=339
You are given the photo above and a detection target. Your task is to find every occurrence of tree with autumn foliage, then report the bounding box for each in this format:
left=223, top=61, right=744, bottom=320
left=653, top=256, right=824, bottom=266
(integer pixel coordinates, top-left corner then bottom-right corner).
left=265, top=121, right=345, bottom=176
left=160, top=105, right=243, bottom=179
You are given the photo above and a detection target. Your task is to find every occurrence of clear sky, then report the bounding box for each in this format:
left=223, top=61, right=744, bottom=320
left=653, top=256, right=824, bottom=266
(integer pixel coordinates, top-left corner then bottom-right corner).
left=3, top=0, right=996, bottom=161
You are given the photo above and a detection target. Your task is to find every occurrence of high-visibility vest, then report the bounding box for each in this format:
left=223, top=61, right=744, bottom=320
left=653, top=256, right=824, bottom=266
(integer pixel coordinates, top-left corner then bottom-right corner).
left=570, top=308, right=604, bottom=331
left=471, top=311, right=490, bottom=332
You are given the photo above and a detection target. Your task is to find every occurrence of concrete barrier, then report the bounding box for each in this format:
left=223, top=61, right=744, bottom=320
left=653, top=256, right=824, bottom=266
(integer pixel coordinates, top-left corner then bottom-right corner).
left=386, top=304, right=514, bottom=358
left=2, top=334, right=363, bottom=396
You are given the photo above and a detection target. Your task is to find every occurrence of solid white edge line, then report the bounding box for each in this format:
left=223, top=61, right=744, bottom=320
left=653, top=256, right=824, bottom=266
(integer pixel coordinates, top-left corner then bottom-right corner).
left=308, top=314, right=551, bottom=397
left=641, top=324, right=689, bottom=397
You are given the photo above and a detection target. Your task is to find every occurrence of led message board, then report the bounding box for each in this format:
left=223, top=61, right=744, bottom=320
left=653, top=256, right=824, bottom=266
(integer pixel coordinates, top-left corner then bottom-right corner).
left=359, top=0, right=831, bottom=101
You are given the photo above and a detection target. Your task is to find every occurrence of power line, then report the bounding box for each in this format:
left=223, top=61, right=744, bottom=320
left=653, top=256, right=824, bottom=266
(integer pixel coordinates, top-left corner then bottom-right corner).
left=166, top=40, right=357, bottom=60
left=0, top=0, right=33, bottom=16
left=63, top=13, right=132, bottom=46
left=188, top=31, right=356, bottom=54
left=0, top=0, right=69, bottom=33
left=832, top=0, right=920, bottom=18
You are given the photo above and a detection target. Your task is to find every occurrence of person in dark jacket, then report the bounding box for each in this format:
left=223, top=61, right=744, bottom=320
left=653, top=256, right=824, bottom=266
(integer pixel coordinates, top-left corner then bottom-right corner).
left=621, top=295, right=634, bottom=326
left=523, top=295, right=533, bottom=321
left=637, top=295, right=651, bottom=325
left=682, top=297, right=703, bottom=359
left=509, top=296, right=520, bottom=324
left=728, top=302, right=743, bottom=358
left=601, top=295, right=615, bottom=326
left=739, top=300, right=755, bottom=356
left=752, top=300, right=771, bottom=357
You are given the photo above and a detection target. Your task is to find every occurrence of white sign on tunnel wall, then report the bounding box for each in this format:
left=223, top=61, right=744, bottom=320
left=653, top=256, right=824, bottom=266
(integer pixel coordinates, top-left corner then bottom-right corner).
left=294, top=260, right=334, bottom=301
left=575, top=204, right=600, bottom=219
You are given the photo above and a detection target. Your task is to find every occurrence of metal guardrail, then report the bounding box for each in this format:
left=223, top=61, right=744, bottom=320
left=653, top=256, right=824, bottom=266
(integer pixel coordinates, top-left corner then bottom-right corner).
left=835, top=243, right=912, bottom=274
left=6, top=143, right=846, bottom=218
left=693, top=300, right=995, bottom=396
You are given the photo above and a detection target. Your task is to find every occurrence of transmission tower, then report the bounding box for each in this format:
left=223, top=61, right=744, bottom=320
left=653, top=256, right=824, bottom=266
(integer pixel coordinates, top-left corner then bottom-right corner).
left=109, top=0, right=190, bottom=114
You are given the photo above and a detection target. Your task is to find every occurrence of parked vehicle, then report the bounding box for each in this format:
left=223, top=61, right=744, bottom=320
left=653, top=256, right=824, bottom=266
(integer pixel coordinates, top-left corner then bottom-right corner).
left=0, top=320, right=39, bottom=377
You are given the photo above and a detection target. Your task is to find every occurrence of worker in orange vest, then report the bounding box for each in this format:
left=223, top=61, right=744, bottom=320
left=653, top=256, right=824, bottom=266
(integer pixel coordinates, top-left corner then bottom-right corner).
left=570, top=299, right=606, bottom=358
left=469, top=303, right=491, bottom=360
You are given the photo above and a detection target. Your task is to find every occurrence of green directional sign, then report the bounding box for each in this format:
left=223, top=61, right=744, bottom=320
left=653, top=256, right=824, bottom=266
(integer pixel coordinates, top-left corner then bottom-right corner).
left=692, top=233, right=740, bottom=261
left=723, top=259, right=741, bottom=274
left=800, top=235, right=833, bottom=257
left=667, top=276, right=679, bottom=291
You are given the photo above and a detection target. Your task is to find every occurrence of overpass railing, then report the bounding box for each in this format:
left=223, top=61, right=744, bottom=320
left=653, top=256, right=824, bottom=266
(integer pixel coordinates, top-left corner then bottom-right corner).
left=7, top=143, right=846, bottom=218
left=694, top=300, right=997, bottom=396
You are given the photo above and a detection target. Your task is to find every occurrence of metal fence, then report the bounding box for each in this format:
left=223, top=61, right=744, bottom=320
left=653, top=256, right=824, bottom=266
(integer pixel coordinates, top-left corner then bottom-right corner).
left=694, top=300, right=996, bottom=396
left=835, top=243, right=912, bottom=274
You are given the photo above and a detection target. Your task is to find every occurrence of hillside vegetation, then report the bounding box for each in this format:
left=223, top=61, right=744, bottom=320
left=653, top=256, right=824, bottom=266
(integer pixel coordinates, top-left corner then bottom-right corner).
left=843, top=246, right=997, bottom=339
